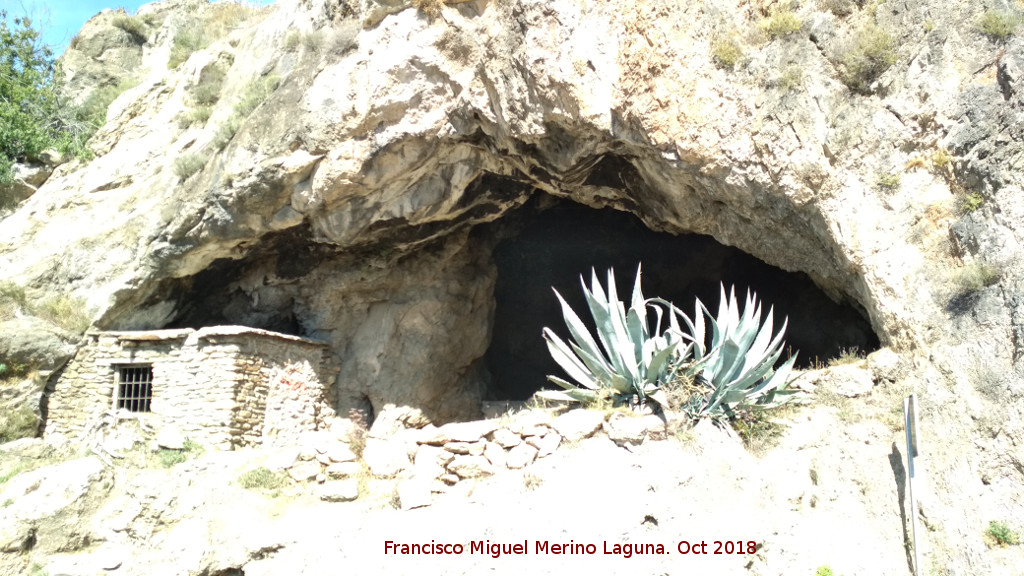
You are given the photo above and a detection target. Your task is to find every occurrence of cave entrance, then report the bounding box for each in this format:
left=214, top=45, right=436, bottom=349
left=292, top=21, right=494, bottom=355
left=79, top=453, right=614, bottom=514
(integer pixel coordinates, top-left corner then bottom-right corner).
left=482, top=197, right=880, bottom=401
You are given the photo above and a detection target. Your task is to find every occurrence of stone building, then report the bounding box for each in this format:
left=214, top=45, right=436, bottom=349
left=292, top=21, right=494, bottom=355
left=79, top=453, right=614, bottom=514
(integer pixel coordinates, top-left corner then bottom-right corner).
left=44, top=326, right=337, bottom=450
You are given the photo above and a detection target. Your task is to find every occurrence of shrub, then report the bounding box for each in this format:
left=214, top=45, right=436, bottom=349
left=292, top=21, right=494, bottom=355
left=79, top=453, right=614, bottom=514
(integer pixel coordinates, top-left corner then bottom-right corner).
left=840, top=23, right=897, bottom=93
left=816, top=567, right=835, bottom=576
left=211, top=76, right=280, bottom=150
left=283, top=29, right=301, bottom=51
left=950, top=261, right=1001, bottom=295
left=0, top=281, right=29, bottom=317
left=960, top=191, right=984, bottom=213
left=932, top=147, right=952, bottom=171
left=987, top=521, right=1019, bottom=546
left=413, top=0, right=445, bottom=19
left=761, top=9, right=803, bottom=39
left=76, top=78, right=140, bottom=129
left=159, top=438, right=203, bottom=468
left=238, top=467, right=286, bottom=490
left=111, top=14, right=149, bottom=43
left=179, top=105, right=213, bottom=128
left=819, top=0, right=853, bottom=17
left=191, top=81, right=223, bottom=106
left=173, top=152, right=207, bottom=180
left=977, top=11, right=1018, bottom=41
left=168, top=29, right=205, bottom=69
left=712, top=36, right=743, bottom=70
left=0, top=404, right=39, bottom=444
left=303, top=31, right=324, bottom=53
left=779, top=66, right=803, bottom=91
left=347, top=408, right=368, bottom=457
left=904, top=157, right=926, bottom=170
left=168, top=3, right=256, bottom=69
left=875, top=171, right=901, bottom=190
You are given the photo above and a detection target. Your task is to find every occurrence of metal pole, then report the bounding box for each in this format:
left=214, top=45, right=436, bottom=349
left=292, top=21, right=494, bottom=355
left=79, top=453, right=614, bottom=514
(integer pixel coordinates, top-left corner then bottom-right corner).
left=904, top=394, right=921, bottom=576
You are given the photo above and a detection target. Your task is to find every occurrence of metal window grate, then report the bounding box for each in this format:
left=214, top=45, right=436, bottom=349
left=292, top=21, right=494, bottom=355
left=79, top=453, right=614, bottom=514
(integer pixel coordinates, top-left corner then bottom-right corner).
left=117, top=366, right=153, bottom=412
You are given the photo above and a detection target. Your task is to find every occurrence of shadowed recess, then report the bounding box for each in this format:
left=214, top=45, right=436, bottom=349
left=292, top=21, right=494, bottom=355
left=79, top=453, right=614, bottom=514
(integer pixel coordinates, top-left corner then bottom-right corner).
left=483, top=198, right=880, bottom=401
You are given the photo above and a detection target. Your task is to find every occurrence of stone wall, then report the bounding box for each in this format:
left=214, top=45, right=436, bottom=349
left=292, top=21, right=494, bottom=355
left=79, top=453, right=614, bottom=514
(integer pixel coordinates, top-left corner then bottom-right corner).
left=45, top=326, right=335, bottom=450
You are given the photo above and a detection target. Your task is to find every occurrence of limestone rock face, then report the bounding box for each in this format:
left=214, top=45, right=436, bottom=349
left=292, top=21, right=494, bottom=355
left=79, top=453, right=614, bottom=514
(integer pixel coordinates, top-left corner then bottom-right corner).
left=1, top=1, right=1024, bottom=571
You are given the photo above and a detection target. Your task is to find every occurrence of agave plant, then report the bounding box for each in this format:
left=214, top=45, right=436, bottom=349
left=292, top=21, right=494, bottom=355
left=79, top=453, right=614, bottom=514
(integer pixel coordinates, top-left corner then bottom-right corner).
left=538, top=266, right=699, bottom=409
left=687, top=285, right=799, bottom=419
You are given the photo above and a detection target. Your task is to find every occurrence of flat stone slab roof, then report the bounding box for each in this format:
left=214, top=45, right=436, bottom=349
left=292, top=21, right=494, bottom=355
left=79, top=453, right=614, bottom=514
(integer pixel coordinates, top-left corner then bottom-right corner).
left=90, top=326, right=326, bottom=347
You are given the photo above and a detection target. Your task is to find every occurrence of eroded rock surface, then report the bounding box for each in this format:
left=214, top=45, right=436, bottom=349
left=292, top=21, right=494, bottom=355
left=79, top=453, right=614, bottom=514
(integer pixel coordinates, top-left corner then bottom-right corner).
left=1, top=0, right=1024, bottom=573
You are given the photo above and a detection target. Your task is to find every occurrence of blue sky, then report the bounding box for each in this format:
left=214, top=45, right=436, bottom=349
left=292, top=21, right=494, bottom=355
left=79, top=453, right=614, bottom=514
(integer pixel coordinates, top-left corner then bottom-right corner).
left=1, top=0, right=275, bottom=57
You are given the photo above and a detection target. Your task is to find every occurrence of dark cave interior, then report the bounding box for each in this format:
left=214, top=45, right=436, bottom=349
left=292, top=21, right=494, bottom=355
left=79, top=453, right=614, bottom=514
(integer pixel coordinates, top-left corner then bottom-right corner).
left=482, top=197, right=880, bottom=401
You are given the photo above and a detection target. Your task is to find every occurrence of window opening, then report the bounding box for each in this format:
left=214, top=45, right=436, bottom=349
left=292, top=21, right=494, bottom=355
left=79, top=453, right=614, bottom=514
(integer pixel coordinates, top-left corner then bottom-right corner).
left=117, top=365, right=153, bottom=412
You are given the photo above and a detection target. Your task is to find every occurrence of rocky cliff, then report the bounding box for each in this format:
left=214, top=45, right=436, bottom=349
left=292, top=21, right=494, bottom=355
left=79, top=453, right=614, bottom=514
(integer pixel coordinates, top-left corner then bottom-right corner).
left=2, top=0, right=1024, bottom=574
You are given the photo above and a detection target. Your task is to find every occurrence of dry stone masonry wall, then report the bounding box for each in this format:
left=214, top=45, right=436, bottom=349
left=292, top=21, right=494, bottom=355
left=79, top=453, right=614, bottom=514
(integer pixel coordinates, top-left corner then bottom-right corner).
left=45, top=326, right=336, bottom=450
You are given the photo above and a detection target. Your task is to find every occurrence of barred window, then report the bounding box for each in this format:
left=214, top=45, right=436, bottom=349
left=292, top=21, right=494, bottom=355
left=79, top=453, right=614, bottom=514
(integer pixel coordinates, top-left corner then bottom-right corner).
left=117, top=366, right=153, bottom=412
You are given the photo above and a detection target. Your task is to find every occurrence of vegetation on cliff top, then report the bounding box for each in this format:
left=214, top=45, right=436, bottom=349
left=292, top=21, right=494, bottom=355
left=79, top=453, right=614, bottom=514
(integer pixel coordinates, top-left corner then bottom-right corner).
left=0, top=12, right=106, bottom=193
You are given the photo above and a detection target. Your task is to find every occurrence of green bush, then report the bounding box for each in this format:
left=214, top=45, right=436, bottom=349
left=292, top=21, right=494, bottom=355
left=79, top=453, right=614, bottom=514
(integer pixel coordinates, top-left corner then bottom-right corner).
left=168, top=29, right=206, bottom=69
left=977, top=11, right=1018, bottom=41
left=712, top=36, right=743, bottom=70
left=761, top=10, right=803, bottom=39
left=841, top=23, right=897, bottom=93
left=1, top=14, right=59, bottom=176
left=960, top=191, right=984, bottom=213
left=173, top=152, right=207, bottom=180
left=987, top=521, right=1019, bottom=546
left=237, top=467, right=287, bottom=490
left=159, top=438, right=203, bottom=468
left=875, top=171, right=900, bottom=190
left=815, top=567, right=834, bottom=576
left=111, top=14, right=149, bottom=43
left=0, top=404, right=39, bottom=444
left=283, top=30, right=301, bottom=51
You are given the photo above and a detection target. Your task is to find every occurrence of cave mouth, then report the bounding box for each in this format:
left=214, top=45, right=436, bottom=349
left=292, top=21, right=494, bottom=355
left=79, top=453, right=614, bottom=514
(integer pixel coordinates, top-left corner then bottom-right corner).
left=482, top=197, right=880, bottom=402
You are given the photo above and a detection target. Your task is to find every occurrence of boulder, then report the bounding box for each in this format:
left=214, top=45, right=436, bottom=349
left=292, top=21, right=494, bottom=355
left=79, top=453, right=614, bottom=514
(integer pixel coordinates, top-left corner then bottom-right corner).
left=446, top=455, right=494, bottom=479
left=552, top=409, right=606, bottom=443
left=362, top=438, right=409, bottom=477
left=436, top=420, right=500, bottom=443
left=489, top=428, right=522, bottom=448
left=505, top=443, right=538, bottom=469
left=319, top=479, right=359, bottom=502
left=325, top=461, right=361, bottom=479
left=0, top=318, right=79, bottom=372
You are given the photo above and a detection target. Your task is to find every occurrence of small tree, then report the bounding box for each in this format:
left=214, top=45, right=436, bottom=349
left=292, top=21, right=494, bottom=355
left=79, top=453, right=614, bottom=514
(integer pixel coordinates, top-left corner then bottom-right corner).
left=0, top=11, right=60, bottom=181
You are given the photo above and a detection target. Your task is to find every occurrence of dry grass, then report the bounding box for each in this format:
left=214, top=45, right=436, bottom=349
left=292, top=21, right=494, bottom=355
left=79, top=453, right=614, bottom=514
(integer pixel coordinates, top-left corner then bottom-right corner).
left=0, top=404, right=39, bottom=444
left=34, top=295, right=92, bottom=334
left=111, top=14, right=150, bottom=43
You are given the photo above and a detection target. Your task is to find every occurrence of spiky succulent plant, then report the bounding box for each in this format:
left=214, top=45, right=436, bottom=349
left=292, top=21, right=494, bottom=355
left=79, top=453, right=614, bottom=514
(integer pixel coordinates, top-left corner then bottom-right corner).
left=539, top=266, right=698, bottom=408
left=540, top=267, right=799, bottom=419
left=688, top=285, right=799, bottom=419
